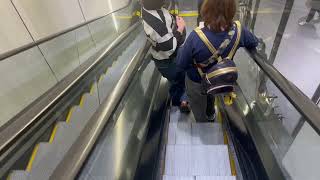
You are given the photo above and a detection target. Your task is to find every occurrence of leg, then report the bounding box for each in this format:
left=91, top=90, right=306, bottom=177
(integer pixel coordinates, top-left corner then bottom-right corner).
left=186, top=76, right=214, bottom=122
left=197, top=0, right=203, bottom=26
left=306, top=8, right=317, bottom=22
left=299, top=8, right=317, bottom=25
left=206, top=94, right=216, bottom=120
left=153, top=59, right=187, bottom=106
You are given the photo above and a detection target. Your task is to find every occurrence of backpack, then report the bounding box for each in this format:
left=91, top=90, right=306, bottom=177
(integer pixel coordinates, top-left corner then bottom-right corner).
left=194, top=21, right=242, bottom=95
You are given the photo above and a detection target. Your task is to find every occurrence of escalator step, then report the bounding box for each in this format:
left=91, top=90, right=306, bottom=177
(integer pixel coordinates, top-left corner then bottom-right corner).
left=50, top=122, right=71, bottom=148
left=196, top=176, right=236, bottom=180
left=165, top=145, right=231, bottom=176
left=26, top=143, right=51, bottom=172
left=69, top=95, right=99, bottom=133
left=163, top=176, right=236, bottom=180
left=26, top=93, right=99, bottom=179
left=168, top=123, right=192, bottom=145
left=168, top=123, right=224, bottom=145
left=163, top=176, right=194, bottom=180
left=191, top=123, right=224, bottom=145
left=29, top=146, right=65, bottom=180
left=53, top=94, right=99, bottom=147
left=7, top=170, right=30, bottom=180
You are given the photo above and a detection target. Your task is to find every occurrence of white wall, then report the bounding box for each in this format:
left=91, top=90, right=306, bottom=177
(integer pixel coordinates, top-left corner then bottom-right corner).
left=1, top=0, right=130, bottom=50
left=79, top=0, right=129, bottom=20
left=0, top=0, right=33, bottom=53
left=12, top=0, right=85, bottom=40
left=79, top=0, right=112, bottom=21
left=0, top=0, right=130, bottom=126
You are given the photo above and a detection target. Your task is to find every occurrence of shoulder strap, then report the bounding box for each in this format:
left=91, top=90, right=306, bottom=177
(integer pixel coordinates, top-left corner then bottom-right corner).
left=194, top=27, right=223, bottom=62
left=227, top=21, right=242, bottom=59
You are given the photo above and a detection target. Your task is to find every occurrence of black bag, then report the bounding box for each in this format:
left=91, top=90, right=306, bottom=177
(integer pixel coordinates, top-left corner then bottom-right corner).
left=194, top=21, right=242, bottom=95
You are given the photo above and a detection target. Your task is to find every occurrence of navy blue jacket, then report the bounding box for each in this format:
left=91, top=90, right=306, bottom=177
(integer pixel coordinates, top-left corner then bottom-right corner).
left=176, top=25, right=258, bottom=83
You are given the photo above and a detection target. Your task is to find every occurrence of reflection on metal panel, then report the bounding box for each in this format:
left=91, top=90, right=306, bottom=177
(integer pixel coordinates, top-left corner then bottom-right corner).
left=0, top=48, right=57, bottom=127
left=39, top=31, right=80, bottom=81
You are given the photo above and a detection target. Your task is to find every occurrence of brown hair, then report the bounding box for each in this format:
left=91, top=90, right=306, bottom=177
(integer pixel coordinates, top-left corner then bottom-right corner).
left=201, top=0, right=236, bottom=32
left=142, top=0, right=165, bottom=10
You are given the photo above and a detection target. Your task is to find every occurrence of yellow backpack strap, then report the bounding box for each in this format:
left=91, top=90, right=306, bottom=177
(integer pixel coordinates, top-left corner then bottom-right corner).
left=227, top=21, right=242, bottom=59
left=194, top=27, right=223, bottom=62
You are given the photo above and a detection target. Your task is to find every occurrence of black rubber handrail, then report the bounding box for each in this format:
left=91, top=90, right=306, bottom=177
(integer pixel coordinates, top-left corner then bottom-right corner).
left=248, top=49, right=320, bottom=135
left=0, top=0, right=133, bottom=61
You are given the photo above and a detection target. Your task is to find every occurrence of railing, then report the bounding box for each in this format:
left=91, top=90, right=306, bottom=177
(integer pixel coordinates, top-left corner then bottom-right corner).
left=248, top=49, right=320, bottom=135
left=0, top=0, right=138, bottom=155
left=50, top=41, right=152, bottom=180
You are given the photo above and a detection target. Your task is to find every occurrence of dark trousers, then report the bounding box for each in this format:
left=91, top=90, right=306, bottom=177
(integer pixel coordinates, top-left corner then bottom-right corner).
left=306, top=8, right=320, bottom=22
left=154, top=59, right=187, bottom=106
left=185, top=76, right=215, bottom=122
left=197, top=0, right=204, bottom=25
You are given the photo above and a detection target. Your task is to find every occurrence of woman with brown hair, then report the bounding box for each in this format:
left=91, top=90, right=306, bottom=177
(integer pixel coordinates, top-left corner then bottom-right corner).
left=176, top=0, right=258, bottom=122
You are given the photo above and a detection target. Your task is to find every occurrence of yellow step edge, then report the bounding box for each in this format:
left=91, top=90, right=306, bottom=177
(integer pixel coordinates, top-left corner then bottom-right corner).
left=26, top=144, right=40, bottom=172
left=217, top=99, right=237, bottom=176
left=98, top=75, right=104, bottom=83
left=79, top=94, right=86, bottom=107
left=90, top=83, right=97, bottom=95
left=6, top=173, right=11, bottom=180
left=49, top=124, right=59, bottom=143
left=224, top=131, right=237, bottom=176
left=66, top=107, right=75, bottom=123
left=115, top=16, right=133, bottom=19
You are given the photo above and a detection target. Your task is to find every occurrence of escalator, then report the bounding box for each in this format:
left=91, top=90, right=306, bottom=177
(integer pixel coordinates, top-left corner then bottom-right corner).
left=7, top=30, right=147, bottom=180
left=1, top=1, right=320, bottom=180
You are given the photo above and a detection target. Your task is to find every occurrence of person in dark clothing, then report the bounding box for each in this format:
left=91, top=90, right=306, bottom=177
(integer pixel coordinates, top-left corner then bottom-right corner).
left=176, top=0, right=259, bottom=122
left=141, top=0, right=190, bottom=112
left=299, top=0, right=320, bottom=25
left=197, top=0, right=204, bottom=26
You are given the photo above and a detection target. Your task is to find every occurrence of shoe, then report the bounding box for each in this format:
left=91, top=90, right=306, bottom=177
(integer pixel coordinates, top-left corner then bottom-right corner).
left=298, top=17, right=309, bottom=26
left=207, top=113, right=216, bottom=122
left=179, top=101, right=190, bottom=113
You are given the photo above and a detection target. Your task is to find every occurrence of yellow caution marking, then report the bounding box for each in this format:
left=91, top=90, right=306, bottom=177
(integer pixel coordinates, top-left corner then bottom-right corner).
left=26, top=144, right=40, bottom=172
left=136, top=11, right=141, bottom=17
left=217, top=99, right=237, bottom=176
left=224, top=92, right=237, bottom=106
left=115, top=16, right=132, bottom=19
left=98, top=75, right=104, bottom=83
left=224, top=131, right=237, bottom=176
left=179, top=12, right=199, bottom=17
left=90, top=84, right=96, bottom=94
left=66, top=107, right=75, bottom=123
left=49, top=124, right=59, bottom=143
left=79, top=95, right=86, bottom=107
left=6, top=174, right=11, bottom=180
left=217, top=109, right=223, bottom=124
